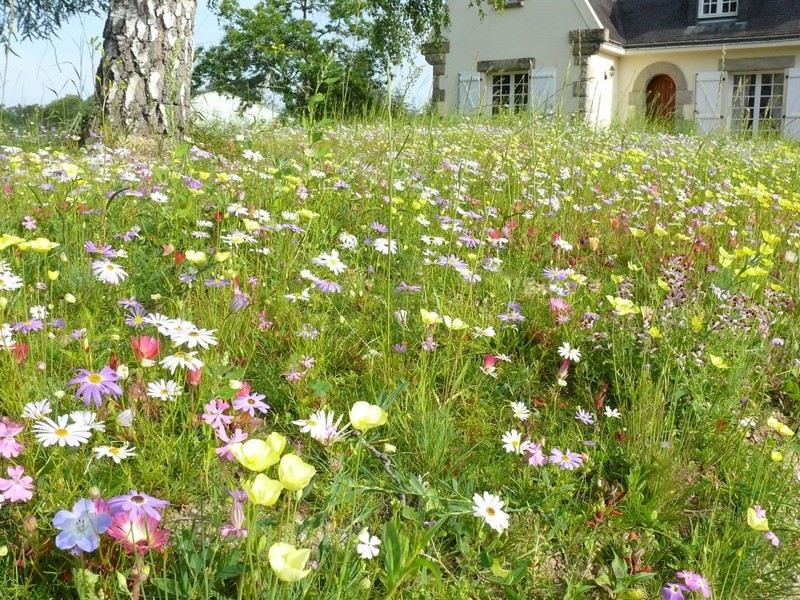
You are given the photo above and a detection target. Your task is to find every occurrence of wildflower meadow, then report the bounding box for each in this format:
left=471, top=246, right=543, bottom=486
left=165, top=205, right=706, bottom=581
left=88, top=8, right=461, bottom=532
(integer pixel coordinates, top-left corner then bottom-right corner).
left=1, top=115, right=799, bottom=599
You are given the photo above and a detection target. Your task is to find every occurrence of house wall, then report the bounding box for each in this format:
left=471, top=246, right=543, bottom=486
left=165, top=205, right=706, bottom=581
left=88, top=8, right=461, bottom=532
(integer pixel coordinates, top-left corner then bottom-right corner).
left=440, top=0, right=602, bottom=115
left=615, top=42, right=800, bottom=123
left=585, top=53, right=619, bottom=125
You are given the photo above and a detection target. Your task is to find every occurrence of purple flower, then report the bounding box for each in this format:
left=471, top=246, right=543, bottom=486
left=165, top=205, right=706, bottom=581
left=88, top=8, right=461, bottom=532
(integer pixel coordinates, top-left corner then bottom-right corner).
left=765, top=531, right=780, bottom=547
left=68, top=366, right=123, bottom=408
left=575, top=408, right=594, bottom=425
left=52, top=498, right=111, bottom=553
left=124, top=306, right=147, bottom=329
left=117, top=297, right=143, bottom=310
left=662, top=583, right=687, bottom=600
left=422, top=335, right=437, bottom=352
left=676, top=571, right=711, bottom=597
left=396, top=282, right=421, bottom=292
left=232, top=393, right=270, bottom=417
left=22, top=215, right=37, bottom=230
left=204, top=277, right=229, bottom=288
left=14, top=318, right=44, bottom=333
left=220, top=489, right=248, bottom=538
left=202, top=399, right=233, bottom=429
left=230, top=291, right=250, bottom=312
left=548, top=448, right=583, bottom=470
left=370, top=221, right=388, bottom=233
left=0, top=419, right=24, bottom=458
left=107, top=489, right=169, bottom=521
left=314, top=279, right=342, bottom=293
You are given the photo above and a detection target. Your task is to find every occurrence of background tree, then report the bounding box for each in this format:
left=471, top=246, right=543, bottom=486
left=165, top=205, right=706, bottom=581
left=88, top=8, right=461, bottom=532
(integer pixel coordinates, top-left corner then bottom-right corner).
left=193, top=0, right=389, bottom=115
left=0, top=0, right=104, bottom=43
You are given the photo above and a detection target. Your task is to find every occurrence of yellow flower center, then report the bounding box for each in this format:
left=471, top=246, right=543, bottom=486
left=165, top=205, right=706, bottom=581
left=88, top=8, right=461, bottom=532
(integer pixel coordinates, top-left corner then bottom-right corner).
left=486, top=507, right=496, bottom=516
left=55, top=428, right=69, bottom=437
left=87, top=373, right=103, bottom=384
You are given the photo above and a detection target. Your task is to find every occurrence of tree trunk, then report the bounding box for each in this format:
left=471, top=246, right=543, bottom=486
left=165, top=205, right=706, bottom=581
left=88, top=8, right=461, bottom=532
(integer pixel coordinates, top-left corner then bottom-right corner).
left=89, top=0, right=197, bottom=139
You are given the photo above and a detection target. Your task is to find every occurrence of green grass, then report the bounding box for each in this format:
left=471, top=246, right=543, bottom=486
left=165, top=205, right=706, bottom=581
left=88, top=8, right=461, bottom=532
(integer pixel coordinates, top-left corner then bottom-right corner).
left=0, top=113, right=798, bottom=599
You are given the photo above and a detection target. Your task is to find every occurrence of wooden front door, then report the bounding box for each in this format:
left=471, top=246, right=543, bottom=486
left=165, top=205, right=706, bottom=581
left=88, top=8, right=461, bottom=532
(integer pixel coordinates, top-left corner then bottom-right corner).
left=646, top=75, right=677, bottom=122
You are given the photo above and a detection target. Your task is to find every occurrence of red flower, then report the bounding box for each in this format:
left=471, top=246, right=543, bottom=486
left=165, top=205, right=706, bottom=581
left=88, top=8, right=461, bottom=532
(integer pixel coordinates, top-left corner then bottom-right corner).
left=131, top=336, right=160, bottom=362
left=187, top=367, right=203, bottom=388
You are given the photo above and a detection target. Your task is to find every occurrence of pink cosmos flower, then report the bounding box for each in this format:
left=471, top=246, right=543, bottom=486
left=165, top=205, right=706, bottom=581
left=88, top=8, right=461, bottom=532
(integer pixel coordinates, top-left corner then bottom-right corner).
left=480, top=355, right=498, bottom=377
left=131, top=335, right=160, bottom=362
left=107, top=512, right=170, bottom=554
left=187, top=366, right=203, bottom=387
left=0, top=464, right=34, bottom=502
left=0, top=419, right=24, bottom=458
left=68, top=366, right=123, bottom=407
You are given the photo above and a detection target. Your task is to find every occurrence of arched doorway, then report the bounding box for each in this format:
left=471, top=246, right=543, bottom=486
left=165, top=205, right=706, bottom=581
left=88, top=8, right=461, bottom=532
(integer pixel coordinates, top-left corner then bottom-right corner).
left=646, top=75, right=677, bottom=122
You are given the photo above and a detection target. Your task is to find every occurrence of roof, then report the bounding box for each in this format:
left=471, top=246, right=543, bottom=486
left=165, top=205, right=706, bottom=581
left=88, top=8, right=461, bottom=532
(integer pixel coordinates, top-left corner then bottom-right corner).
left=587, top=0, right=800, bottom=48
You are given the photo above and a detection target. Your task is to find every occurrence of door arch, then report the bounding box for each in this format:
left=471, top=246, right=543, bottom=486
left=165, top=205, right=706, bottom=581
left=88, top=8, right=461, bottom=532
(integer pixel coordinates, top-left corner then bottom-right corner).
left=646, top=74, right=677, bottom=122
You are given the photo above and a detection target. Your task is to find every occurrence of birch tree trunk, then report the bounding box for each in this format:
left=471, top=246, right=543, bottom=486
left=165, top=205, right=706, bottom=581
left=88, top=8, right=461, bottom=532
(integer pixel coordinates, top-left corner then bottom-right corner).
left=89, top=0, right=197, bottom=139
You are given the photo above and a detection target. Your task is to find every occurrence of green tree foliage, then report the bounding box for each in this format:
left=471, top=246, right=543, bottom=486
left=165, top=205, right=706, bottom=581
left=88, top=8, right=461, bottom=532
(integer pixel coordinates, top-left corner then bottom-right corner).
left=0, top=0, right=105, bottom=43
left=193, top=0, right=449, bottom=116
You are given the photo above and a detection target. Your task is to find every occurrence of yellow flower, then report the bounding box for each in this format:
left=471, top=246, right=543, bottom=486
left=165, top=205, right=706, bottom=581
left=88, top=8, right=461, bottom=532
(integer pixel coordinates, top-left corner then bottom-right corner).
left=656, top=278, right=670, bottom=292
left=653, top=224, right=668, bottom=237
left=268, top=542, right=311, bottom=582
left=690, top=314, right=703, bottom=332
left=278, top=454, right=316, bottom=491
left=18, top=237, right=60, bottom=252
left=746, top=507, right=769, bottom=531
left=442, top=315, right=468, bottom=330
left=245, top=474, right=283, bottom=506
left=349, top=401, right=388, bottom=431
left=708, top=354, right=729, bottom=370
left=297, top=208, right=319, bottom=220
left=649, top=326, right=661, bottom=339
left=47, top=270, right=60, bottom=281
left=778, top=424, right=794, bottom=437
left=629, top=227, right=645, bottom=238
left=606, top=296, right=639, bottom=316
left=185, top=250, right=207, bottom=264
left=230, top=434, right=286, bottom=472
left=214, top=251, right=231, bottom=263
left=0, top=234, right=24, bottom=250
left=420, top=309, right=443, bottom=326
left=771, top=451, right=783, bottom=463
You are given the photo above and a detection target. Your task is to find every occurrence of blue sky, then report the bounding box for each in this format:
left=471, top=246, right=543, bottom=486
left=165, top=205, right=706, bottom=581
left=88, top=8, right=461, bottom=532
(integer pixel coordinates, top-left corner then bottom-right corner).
left=0, top=1, right=430, bottom=108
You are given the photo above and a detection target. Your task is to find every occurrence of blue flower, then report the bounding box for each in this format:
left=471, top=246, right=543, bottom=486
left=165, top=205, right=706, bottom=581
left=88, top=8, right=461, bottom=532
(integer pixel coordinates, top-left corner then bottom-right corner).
left=52, top=499, right=111, bottom=553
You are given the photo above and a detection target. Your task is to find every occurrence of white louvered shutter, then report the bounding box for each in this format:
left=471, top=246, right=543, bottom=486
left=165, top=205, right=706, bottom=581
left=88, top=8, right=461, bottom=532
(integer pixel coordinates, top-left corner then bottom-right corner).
left=694, top=71, right=726, bottom=134
left=531, top=67, right=556, bottom=114
left=783, top=68, right=800, bottom=139
left=458, top=73, right=482, bottom=115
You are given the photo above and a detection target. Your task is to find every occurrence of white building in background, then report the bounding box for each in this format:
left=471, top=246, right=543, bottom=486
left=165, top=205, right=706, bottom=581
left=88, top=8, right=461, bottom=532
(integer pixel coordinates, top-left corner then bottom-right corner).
left=191, top=91, right=277, bottom=125
left=426, top=0, right=800, bottom=137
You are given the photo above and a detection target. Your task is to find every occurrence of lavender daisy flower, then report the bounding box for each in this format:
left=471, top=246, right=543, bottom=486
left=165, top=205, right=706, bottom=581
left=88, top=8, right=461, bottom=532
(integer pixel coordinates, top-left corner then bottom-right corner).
left=107, top=489, right=169, bottom=521
left=68, top=367, right=123, bottom=407
left=314, top=279, right=342, bottom=293
left=232, top=393, right=270, bottom=417
left=549, top=448, right=583, bottom=470
left=575, top=408, right=594, bottom=425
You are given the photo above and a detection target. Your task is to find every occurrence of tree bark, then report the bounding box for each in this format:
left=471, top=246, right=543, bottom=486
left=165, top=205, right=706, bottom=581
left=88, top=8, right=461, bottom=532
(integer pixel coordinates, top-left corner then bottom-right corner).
left=88, top=0, right=197, bottom=139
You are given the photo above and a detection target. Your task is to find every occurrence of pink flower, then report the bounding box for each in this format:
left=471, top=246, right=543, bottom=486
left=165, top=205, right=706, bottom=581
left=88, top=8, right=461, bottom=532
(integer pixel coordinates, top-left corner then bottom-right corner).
left=549, top=297, right=572, bottom=315
left=214, top=427, right=248, bottom=461
left=0, top=465, right=34, bottom=502
left=187, top=366, right=203, bottom=387
left=526, top=441, right=547, bottom=466
left=480, top=354, right=498, bottom=377
left=202, top=399, right=232, bottom=429
left=0, top=419, right=24, bottom=459
left=107, top=512, right=170, bottom=554
left=131, top=335, right=160, bottom=362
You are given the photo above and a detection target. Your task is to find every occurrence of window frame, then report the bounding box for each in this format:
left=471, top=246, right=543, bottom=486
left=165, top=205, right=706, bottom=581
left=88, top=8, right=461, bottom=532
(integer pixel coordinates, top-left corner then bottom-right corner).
left=729, top=71, right=785, bottom=134
left=491, top=72, right=530, bottom=115
left=698, top=0, right=737, bottom=18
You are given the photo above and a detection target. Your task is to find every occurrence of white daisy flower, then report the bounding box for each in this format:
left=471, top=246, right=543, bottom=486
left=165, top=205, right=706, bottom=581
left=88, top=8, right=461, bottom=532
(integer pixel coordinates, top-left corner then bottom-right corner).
left=472, top=492, right=510, bottom=533
left=170, top=326, right=218, bottom=349
left=557, top=342, right=581, bottom=363
left=603, top=406, right=622, bottom=419
left=292, top=409, right=345, bottom=446
left=94, top=443, right=136, bottom=463
left=0, top=270, right=23, bottom=291
left=373, top=238, right=397, bottom=255
left=21, top=399, right=52, bottom=420
left=69, top=411, right=106, bottom=432
left=501, top=429, right=529, bottom=455
left=356, top=528, right=381, bottom=560
left=160, top=351, right=204, bottom=374
left=510, top=402, right=530, bottom=421
left=312, top=250, right=348, bottom=275
left=338, top=232, right=358, bottom=250
left=91, top=259, right=128, bottom=285
left=32, top=415, right=92, bottom=447
left=116, top=409, right=134, bottom=427
left=146, top=379, right=182, bottom=401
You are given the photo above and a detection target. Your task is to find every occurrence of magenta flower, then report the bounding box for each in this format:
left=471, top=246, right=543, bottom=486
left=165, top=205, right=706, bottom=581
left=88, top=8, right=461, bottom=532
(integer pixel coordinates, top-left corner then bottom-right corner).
left=68, top=366, right=123, bottom=407
left=220, top=489, right=247, bottom=538
left=765, top=531, right=780, bottom=546
left=107, top=489, right=169, bottom=521
left=0, top=419, right=24, bottom=458
left=526, top=441, right=547, bottom=466
left=0, top=464, right=34, bottom=502
left=202, top=399, right=233, bottom=429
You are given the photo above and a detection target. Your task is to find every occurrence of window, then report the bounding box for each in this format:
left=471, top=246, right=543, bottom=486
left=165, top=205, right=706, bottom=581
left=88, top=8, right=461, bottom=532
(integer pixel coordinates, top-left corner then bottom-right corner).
left=699, top=0, right=737, bottom=18
left=730, top=72, right=784, bottom=133
left=492, top=73, right=529, bottom=114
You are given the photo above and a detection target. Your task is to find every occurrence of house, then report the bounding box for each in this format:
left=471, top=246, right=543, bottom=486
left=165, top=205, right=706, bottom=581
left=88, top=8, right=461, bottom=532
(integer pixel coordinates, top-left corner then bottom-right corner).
left=426, top=0, right=800, bottom=136
left=190, top=92, right=277, bottom=125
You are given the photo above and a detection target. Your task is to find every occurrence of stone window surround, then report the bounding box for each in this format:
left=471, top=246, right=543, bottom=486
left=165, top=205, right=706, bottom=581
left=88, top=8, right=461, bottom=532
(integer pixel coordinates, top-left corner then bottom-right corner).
left=720, top=56, right=796, bottom=72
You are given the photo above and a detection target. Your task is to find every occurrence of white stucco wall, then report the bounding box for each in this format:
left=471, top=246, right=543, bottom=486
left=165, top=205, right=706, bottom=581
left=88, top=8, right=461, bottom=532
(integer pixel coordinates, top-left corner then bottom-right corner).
left=585, top=53, right=619, bottom=125
left=614, top=42, right=800, bottom=123
left=441, top=0, right=603, bottom=115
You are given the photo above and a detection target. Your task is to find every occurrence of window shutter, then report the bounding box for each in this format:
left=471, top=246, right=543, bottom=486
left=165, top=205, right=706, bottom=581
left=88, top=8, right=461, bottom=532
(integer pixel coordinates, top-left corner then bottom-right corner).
left=694, top=71, right=726, bottom=134
left=531, top=67, right=556, bottom=114
left=458, top=73, right=482, bottom=115
left=783, top=68, right=800, bottom=139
